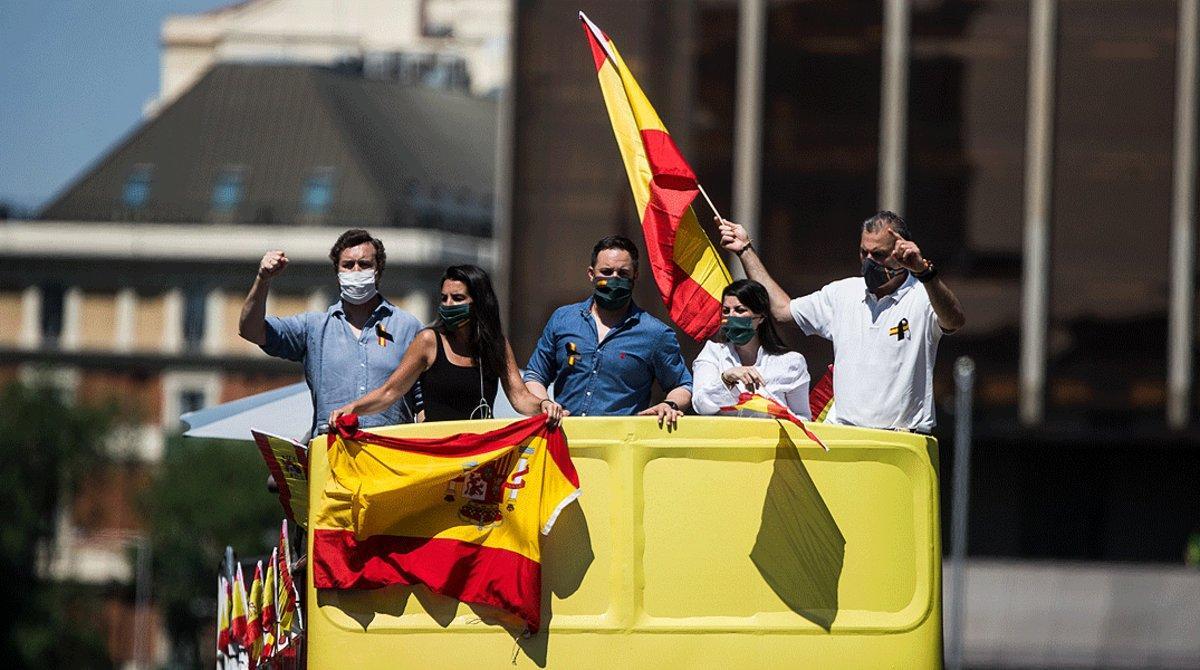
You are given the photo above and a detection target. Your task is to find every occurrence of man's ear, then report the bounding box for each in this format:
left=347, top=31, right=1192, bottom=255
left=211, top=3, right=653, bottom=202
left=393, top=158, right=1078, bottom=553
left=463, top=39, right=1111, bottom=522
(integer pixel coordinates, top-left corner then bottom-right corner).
left=587, top=266, right=596, bottom=283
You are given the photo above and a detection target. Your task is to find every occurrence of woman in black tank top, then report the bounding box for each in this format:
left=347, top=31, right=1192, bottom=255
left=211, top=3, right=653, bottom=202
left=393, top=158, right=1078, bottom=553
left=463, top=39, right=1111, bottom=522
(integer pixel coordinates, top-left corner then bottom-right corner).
left=330, top=265, right=566, bottom=425
left=420, top=328, right=500, bottom=421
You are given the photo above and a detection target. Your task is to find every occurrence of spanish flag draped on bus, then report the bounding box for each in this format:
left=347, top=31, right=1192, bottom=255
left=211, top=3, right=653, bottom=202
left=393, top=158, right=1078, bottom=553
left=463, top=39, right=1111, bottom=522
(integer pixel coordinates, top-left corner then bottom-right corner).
left=312, top=415, right=580, bottom=632
left=580, top=11, right=731, bottom=341
left=721, top=392, right=829, bottom=451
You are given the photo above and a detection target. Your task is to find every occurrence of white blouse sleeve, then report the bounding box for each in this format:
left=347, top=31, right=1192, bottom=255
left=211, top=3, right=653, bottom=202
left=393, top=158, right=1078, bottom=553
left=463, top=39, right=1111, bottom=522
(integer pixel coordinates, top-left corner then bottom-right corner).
left=691, top=342, right=739, bottom=415
left=777, top=352, right=812, bottom=419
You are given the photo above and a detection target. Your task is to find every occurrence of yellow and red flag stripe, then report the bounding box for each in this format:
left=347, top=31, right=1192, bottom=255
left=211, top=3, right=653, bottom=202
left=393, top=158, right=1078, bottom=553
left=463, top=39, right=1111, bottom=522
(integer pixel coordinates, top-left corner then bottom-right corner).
left=247, top=561, right=264, bottom=664
left=312, top=414, right=579, bottom=632
left=253, top=430, right=310, bottom=528
left=216, top=574, right=231, bottom=660
left=809, top=364, right=835, bottom=422
left=260, top=549, right=277, bottom=661
left=721, top=392, right=829, bottom=451
left=231, top=563, right=249, bottom=651
left=275, top=520, right=300, bottom=649
left=580, top=12, right=731, bottom=340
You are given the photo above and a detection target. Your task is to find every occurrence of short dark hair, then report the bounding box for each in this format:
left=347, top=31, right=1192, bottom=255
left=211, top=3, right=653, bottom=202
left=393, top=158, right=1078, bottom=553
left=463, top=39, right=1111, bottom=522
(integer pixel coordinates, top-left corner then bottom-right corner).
left=720, top=279, right=788, bottom=355
left=329, top=229, right=386, bottom=276
left=590, top=235, right=639, bottom=269
left=862, top=211, right=911, bottom=240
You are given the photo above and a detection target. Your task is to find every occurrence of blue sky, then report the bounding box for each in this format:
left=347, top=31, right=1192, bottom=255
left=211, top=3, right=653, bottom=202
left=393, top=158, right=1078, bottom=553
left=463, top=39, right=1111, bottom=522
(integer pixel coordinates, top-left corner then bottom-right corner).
left=0, top=1, right=228, bottom=213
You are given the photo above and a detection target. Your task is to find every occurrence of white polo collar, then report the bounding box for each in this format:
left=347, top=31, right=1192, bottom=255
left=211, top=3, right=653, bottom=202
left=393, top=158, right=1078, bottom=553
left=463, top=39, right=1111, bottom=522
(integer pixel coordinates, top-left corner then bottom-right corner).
left=864, top=273, right=918, bottom=305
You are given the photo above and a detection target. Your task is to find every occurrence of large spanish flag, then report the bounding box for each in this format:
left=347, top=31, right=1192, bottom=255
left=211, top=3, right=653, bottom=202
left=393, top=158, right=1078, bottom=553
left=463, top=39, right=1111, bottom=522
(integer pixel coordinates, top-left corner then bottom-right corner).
left=312, top=415, right=580, bottom=632
left=580, top=11, right=732, bottom=340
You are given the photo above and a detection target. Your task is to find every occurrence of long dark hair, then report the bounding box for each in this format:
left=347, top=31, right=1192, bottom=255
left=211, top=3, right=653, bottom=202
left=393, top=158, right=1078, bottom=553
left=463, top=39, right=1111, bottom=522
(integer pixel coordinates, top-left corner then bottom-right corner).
left=436, top=265, right=507, bottom=377
left=720, top=279, right=788, bottom=355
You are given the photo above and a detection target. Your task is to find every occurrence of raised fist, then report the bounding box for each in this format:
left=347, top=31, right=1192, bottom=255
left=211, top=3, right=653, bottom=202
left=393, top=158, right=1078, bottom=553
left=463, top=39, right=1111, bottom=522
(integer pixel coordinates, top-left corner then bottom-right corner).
left=259, top=250, right=288, bottom=279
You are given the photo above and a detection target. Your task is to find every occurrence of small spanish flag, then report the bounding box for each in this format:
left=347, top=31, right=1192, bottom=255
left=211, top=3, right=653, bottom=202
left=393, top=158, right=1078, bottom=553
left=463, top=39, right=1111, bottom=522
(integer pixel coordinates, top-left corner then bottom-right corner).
left=720, top=392, right=828, bottom=451
left=231, top=562, right=249, bottom=651
left=253, top=430, right=310, bottom=528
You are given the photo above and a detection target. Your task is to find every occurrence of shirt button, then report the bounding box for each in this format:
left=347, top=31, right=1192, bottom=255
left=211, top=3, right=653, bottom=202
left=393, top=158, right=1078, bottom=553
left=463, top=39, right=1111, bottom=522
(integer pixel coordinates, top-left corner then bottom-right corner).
left=581, top=412, right=587, bottom=417
left=586, top=391, right=592, bottom=396
left=360, top=363, right=366, bottom=367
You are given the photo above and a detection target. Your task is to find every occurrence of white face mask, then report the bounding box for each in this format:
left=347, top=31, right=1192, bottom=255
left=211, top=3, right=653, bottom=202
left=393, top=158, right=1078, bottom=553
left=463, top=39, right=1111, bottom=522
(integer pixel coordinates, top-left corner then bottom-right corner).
left=338, top=269, right=378, bottom=305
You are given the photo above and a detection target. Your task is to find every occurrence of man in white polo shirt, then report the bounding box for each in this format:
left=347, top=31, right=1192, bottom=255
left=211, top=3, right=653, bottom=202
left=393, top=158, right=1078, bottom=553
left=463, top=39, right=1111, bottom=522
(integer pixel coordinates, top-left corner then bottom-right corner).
left=717, top=211, right=965, bottom=433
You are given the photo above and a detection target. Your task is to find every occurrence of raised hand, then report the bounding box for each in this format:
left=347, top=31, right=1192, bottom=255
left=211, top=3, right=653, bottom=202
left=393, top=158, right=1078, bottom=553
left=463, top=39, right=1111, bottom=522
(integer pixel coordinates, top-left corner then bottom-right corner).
left=716, top=217, right=752, bottom=254
left=886, top=229, right=927, bottom=273
left=259, top=250, right=289, bottom=279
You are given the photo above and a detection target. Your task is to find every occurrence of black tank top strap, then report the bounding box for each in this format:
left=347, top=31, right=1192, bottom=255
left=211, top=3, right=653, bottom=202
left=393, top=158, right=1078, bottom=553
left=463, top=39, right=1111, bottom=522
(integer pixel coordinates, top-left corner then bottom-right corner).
left=432, top=326, right=447, bottom=362
left=419, top=328, right=500, bottom=422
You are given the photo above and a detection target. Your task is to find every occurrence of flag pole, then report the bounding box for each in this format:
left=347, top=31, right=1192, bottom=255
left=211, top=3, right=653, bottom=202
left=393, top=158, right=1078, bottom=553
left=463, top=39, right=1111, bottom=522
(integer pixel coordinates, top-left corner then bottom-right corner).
left=696, top=183, right=724, bottom=222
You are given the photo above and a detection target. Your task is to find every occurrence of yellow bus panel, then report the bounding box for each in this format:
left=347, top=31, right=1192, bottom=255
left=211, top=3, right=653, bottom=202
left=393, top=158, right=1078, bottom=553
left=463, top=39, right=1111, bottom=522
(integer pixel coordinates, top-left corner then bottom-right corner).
left=306, top=416, right=942, bottom=669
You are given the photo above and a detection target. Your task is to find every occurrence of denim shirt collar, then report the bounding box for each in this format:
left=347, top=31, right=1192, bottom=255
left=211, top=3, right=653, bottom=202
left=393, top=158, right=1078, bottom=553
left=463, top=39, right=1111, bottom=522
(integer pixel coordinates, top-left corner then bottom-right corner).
left=578, top=297, right=644, bottom=336
left=329, top=297, right=394, bottom=321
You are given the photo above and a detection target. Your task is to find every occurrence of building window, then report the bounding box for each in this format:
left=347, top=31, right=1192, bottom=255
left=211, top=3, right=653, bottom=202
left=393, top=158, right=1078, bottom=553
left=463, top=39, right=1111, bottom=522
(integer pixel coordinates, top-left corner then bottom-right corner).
left=40, top=285, right=65, bottom=346
left=162, top=371, right=221, bottom=433
left=301, top=167, right=336, bottom=216
left=211, top=166, right=246, bottom=213
left=121, top=164, right=153, bottom=210
left=183, top=288, right=206, bottom=350
left=179, top=389, right=206, bottom=417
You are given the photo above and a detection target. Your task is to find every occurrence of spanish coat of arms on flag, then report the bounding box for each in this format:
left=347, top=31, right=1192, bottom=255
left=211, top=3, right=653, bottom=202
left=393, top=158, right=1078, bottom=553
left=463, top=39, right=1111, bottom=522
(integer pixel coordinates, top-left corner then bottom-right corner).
left=312, top=415, right=580, bottom=632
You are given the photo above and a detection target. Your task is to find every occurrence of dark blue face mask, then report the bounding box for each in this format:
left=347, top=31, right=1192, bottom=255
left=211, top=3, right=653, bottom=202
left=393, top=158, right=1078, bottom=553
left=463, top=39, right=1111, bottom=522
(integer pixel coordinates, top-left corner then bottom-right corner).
left=438, top=303, right=471, bottom=330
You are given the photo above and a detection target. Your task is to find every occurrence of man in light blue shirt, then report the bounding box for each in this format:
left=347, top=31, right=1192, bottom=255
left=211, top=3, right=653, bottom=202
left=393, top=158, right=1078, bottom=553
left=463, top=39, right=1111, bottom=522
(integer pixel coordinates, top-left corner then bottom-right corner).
left=239, top=229, right=423, bottom=437
left=523, top=235, right=692, bottom=428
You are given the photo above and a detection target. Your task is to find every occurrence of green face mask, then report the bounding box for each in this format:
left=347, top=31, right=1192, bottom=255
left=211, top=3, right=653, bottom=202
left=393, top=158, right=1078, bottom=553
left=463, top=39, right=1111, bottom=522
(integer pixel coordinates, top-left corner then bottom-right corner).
left=438, top=303, right=471, bottom=330
left=593, top=276, right=633, bottom=310
left=721, top=315, right=757, bottom=346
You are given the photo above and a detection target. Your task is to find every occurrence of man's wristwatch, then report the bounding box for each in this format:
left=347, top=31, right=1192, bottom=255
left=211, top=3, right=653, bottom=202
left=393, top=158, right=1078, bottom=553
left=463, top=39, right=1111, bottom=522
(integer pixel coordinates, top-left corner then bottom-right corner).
left=663, top=400, right=679, bottom=411
left=912, top=259, right=938, bottom=283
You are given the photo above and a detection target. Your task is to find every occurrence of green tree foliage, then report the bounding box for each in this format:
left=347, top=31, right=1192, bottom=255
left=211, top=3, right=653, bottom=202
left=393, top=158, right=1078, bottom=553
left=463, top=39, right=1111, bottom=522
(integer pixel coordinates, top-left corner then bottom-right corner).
left=142, top=434, right=281, bottom=667
left=0, top=381, right=116, bottom=668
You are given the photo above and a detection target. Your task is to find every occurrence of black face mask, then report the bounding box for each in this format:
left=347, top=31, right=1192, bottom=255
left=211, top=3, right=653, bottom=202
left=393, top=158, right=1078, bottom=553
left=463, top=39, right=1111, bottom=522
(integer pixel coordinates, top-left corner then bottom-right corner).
left=862, top=257, right=906, bottom=292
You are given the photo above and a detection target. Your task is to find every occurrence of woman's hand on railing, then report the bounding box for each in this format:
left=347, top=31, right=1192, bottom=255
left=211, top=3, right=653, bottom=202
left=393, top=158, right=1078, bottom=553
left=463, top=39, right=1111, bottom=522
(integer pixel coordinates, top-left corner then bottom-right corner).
left=539, top=398, right=569, bottom=427
left=328, top=405, right=354, bottom=430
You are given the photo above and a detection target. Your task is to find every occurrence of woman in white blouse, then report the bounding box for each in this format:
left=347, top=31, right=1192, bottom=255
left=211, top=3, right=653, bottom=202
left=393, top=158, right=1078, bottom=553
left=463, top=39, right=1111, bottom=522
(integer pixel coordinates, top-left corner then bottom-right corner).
left=692, top=279, right=811, bottom=418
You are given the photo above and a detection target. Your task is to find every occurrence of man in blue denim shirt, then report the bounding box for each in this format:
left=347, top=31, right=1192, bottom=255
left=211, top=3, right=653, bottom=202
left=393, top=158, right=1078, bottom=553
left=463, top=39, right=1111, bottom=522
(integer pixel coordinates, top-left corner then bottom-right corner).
left=523, top=235, right=692, bottom=428
left=238, top=229, right=423, bottom=437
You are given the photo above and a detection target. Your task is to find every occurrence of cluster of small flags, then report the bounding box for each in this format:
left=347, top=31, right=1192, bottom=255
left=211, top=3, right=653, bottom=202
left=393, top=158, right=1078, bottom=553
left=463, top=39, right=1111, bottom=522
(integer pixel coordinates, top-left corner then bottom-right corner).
left=217, top=520, right=304, bottom=669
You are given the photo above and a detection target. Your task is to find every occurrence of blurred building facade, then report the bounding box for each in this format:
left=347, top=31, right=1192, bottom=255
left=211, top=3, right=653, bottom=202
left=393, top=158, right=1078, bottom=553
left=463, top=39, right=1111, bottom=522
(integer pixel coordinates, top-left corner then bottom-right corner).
left=156, top=0, right=509, bottom=108
left=0, top=1, right=502, bottom=665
